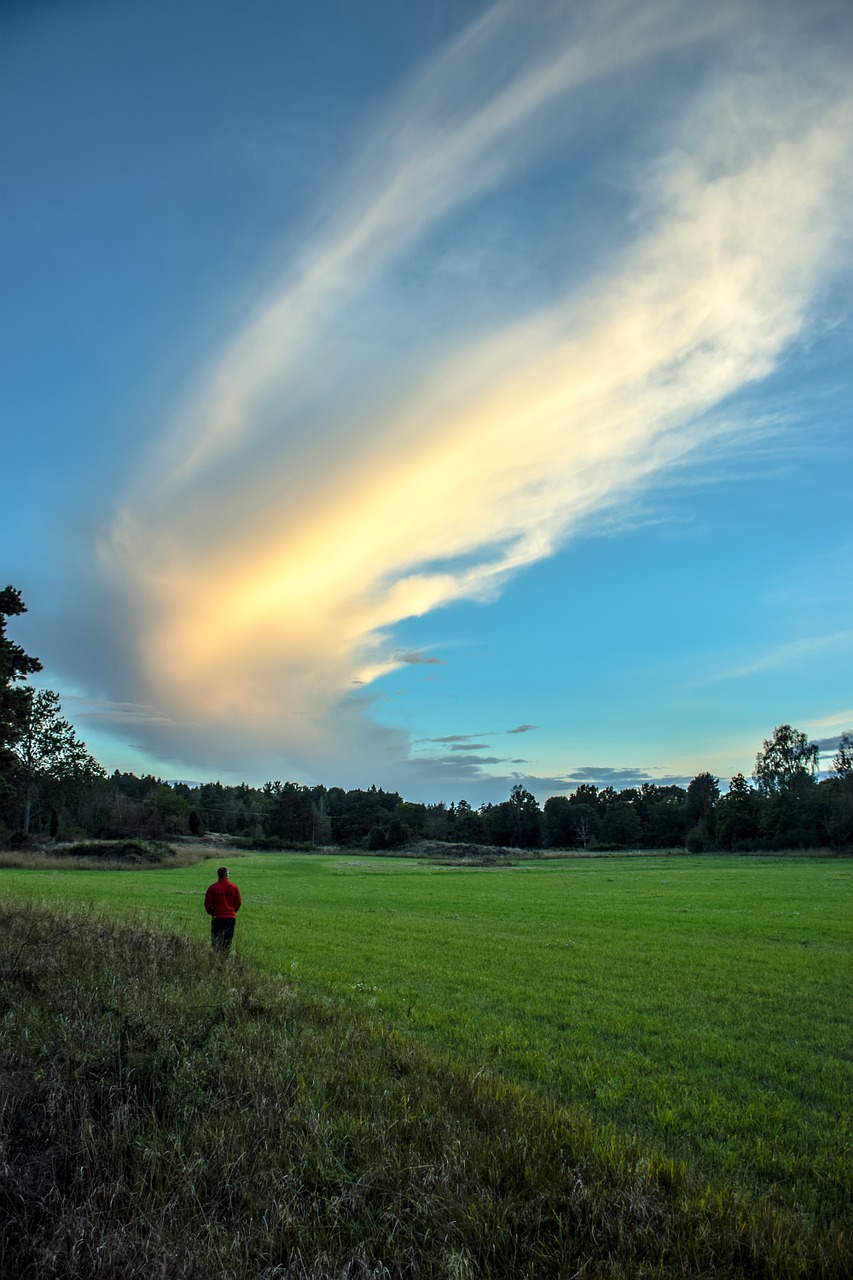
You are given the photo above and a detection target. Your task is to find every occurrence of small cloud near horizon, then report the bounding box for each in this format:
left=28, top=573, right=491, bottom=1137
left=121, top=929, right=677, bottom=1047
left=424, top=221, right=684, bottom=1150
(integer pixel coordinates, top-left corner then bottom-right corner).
left=414, top=732, right=486, bottom=744
left=391, top=649, right=446, bottom=665
left=562, top=765, right=695, bottom=789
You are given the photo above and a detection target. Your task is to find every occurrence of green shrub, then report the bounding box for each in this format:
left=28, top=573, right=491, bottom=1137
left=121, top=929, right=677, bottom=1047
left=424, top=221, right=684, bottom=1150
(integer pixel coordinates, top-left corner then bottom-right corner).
left=59, top=838, right=176, bottom=862
left=386, top=817, right=408, bottom=847
left=367, top=824, right=388, bottom=850
left=229, top=835, right=319, bottom=852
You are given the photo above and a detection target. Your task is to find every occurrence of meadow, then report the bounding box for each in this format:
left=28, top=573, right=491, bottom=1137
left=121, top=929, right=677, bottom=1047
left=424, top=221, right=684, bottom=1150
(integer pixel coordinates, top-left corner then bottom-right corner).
left=3, top=850, right=851, bottom=1277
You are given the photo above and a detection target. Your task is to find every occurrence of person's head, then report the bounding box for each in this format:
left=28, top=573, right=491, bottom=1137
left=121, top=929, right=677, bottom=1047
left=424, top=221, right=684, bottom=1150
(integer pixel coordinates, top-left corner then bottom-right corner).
left=217, top=866, right=228, bottom=880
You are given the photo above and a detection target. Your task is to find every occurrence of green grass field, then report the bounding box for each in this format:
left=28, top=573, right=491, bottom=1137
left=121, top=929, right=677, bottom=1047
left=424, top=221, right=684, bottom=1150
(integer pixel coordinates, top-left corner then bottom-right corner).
left=7, top=849, right=851, bottom=1248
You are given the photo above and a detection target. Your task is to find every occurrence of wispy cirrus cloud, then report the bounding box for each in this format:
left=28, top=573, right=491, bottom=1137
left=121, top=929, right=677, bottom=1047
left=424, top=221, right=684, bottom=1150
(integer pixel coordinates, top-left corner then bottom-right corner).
left=84, top=0, right=853, bottom=786
left=720, top=631, right=853, bottom=680
left=148, top=0, right=735, bottom=493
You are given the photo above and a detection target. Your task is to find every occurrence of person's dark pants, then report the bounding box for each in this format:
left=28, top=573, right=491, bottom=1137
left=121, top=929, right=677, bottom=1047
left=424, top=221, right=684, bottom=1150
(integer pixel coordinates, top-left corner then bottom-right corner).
left=211, top=917, right=235, bottom=954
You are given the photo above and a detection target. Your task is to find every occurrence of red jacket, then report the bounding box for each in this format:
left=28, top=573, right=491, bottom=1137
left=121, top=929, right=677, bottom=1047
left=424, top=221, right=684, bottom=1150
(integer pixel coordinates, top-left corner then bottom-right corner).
left=204, top=878, right=242, bottom=919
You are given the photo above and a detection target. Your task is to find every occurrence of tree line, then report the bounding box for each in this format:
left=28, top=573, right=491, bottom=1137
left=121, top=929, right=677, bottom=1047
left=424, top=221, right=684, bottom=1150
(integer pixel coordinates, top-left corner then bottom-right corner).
left=2, top=587, right=851, bottom=851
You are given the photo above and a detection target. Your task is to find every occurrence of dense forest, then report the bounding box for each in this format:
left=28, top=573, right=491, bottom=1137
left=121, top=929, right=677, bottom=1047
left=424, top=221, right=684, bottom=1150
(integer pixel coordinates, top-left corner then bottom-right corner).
left=2, top=587, right=851, bottom=852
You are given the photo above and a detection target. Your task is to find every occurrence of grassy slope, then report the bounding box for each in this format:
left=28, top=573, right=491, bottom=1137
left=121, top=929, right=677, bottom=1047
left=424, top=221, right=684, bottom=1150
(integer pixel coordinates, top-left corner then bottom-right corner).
left=4, top=853, right=851, bottom=1272
left=1, top=902, right=846, bottom=1280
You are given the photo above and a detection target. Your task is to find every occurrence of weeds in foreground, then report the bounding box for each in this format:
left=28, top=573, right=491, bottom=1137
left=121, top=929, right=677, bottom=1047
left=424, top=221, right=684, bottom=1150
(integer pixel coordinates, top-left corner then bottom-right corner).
left=0, top=905, right=847, bottom=1279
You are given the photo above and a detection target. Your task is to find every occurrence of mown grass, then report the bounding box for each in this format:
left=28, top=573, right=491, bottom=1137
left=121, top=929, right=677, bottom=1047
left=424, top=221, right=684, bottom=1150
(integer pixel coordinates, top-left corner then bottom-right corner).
left=4, top=853, right=851, bottom=1275
left=1, top=902, right=846, bottom=1279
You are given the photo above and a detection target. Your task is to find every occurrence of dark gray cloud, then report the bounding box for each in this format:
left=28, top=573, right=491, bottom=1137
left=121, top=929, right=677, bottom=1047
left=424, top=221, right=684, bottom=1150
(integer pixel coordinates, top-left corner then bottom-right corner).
left=506, top=773, right=577, bottom=792
left=402, top=751, right=574, bottom=803
left=405, top=752, right=507, bottom=778
left=440, top=754, right=506, bottom=767
left=64, top=695, right=177, bottom=729
left=507, top=723, right=537, bottom=734
left=451, top=742, right=489, bottom=751
left=563, top=765, right=694, bottom=789
left=398, top=743, right=701, bottom=803
left=392, top=649, right=445, bottom=665
left=566, top=765, right=654, bottom=784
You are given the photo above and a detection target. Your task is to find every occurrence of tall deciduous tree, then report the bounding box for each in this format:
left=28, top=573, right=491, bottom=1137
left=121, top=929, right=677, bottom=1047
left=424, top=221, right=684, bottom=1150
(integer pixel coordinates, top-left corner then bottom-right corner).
left=267, top=781, right=315, bottom=842
left=715, top=773, right=760, bottom=848
left=568, top=783, right=600, bottom=811
left=1, top=586, right=42, bottom=774
left=543, top=795, right=572, bottom=847
left=450, top=798, right=483, bottom=843
left=14, top=688, right=104, bottom=835
left=685, top=772, right=720, bottom=848
left=831, top=732, right=853, bottom=778
left=686, top=772, right=720, bottom=822
left=826, top=731, right=853, bottom=845
left=753, top=724, right=819, bottom=794
left=600, top=800, right=642, bottom=847
left=569, top=802, right=599, bottom=849
left=507, top=784, right=542, bottom=847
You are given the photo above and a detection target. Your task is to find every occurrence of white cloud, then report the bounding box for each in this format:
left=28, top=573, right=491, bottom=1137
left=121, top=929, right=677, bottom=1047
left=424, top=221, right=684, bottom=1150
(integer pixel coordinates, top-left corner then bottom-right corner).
left=94, top=1, right=853, bottom=783
left=804, top=708, right=853, bottom=737
left=148, top=0, right=733, bottom=493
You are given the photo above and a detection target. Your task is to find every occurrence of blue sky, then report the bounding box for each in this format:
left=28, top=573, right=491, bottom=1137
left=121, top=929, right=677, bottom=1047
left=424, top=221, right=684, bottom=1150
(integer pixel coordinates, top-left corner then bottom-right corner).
left=2, top=0, right=851, bottom=803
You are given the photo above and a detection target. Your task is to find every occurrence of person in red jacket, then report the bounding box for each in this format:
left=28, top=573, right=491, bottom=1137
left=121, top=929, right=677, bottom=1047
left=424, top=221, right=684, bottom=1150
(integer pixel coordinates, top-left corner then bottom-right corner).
left=204, top=866, right=242, bottom=954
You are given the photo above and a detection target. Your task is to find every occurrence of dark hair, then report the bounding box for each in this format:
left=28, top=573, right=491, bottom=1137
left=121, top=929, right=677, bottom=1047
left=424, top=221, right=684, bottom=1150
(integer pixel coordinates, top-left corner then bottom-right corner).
left=217, top=866, right=228, bottom=878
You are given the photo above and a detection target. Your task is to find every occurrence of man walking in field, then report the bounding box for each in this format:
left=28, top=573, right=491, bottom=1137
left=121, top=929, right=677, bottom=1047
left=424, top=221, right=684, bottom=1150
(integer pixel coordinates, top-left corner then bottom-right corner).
left=204, top=866, right=242, bottom=954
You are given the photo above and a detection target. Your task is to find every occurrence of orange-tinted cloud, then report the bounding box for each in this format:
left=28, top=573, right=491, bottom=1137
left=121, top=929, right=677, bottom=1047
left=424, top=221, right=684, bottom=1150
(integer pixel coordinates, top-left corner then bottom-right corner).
left=96, top=1, right=853, bottom=780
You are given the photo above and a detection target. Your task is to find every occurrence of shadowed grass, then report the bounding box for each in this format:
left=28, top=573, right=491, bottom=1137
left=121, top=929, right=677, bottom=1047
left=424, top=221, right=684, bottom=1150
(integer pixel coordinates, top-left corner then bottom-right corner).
left=1, top=904, right=848, bottom=1279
